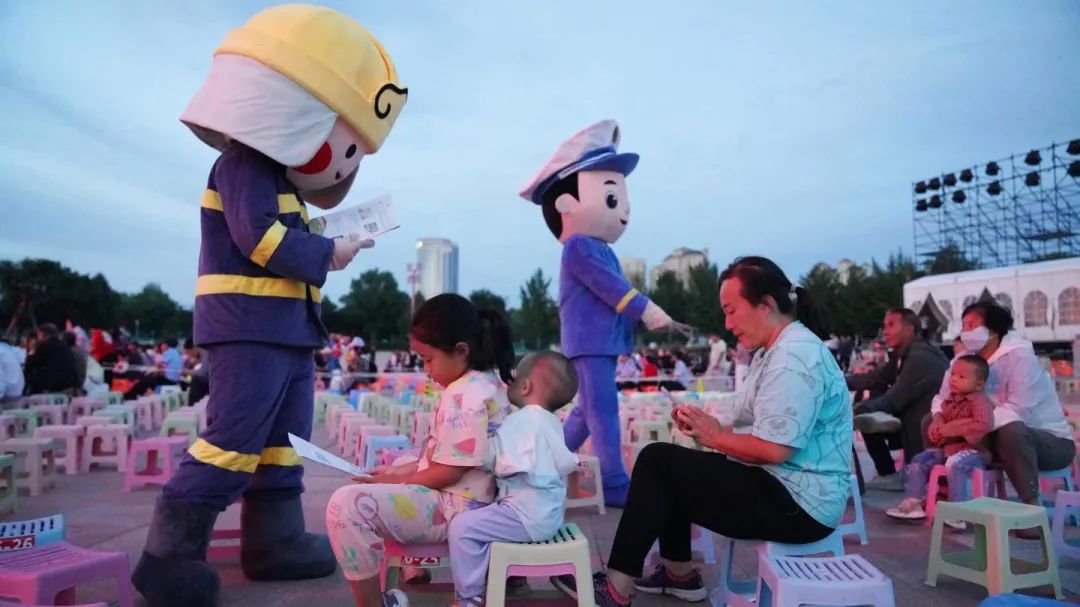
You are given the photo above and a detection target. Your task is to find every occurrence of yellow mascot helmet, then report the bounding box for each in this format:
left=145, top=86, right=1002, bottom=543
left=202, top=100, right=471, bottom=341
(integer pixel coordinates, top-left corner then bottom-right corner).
left=215, top=3, right=406, bottom=154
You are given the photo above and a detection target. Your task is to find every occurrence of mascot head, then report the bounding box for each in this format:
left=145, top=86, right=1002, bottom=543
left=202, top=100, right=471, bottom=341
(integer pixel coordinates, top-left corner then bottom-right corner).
left=181, top=3, right=407, bottom=208
left=518, top=120, right=638, bottom=244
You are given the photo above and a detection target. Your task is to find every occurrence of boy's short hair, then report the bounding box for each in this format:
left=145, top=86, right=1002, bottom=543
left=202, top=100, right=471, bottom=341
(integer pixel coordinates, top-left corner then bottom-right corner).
left=956, top=354, right=989, bottom=382
left=521, top=350, right=578, bottom=409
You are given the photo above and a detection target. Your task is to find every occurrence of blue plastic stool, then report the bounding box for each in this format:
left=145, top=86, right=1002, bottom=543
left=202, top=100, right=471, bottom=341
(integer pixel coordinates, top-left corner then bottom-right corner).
left=978, top=594, right=1072, bottom=606
left=0, top=514, right=65, bottom=551
left=364, top=435, right=413, bottom=470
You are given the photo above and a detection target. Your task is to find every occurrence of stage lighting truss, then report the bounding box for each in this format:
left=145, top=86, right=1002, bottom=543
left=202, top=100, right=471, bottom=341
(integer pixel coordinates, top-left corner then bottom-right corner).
left=913, top=138, right=1080, bottom=267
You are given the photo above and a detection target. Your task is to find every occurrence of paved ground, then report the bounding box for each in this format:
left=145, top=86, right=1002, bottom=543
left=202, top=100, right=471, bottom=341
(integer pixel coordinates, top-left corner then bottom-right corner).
left=4, top=426, right=1078, bottom=607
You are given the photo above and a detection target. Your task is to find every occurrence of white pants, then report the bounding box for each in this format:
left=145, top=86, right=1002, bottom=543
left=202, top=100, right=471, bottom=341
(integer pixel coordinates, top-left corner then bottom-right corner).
left=447, top=502, right=532, bottom=600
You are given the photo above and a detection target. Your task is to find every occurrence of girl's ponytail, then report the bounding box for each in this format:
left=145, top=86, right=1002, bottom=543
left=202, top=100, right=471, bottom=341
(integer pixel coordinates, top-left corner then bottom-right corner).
left=477, top=308, right=515, bottom=384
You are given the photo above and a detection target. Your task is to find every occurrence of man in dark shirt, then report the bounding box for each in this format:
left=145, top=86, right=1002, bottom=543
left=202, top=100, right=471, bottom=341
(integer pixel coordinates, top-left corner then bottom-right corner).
left=847, top=309, right=948, bottom=491
left=25, top=323, right=79, bottom=394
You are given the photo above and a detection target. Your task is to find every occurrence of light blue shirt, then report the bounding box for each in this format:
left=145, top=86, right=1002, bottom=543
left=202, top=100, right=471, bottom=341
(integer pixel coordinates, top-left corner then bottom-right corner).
left=730, top=322, right=853, bottom=527
left=162, top=348, right=183, bottom=382
left=484, top=405, right=581, bottom=541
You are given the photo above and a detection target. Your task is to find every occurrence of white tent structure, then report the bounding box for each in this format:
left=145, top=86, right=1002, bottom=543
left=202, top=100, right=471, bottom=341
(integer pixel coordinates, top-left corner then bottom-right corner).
left=903, top=257, right=1080, bottom=345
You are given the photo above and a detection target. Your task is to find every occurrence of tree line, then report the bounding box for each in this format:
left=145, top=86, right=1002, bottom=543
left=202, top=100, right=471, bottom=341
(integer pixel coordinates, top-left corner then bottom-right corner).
left=1, top=244, right=976, bottom=348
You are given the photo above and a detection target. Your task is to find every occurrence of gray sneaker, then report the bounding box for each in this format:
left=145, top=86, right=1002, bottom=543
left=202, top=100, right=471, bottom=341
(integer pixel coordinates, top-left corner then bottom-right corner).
left=853, top=411, right=902, bottom=434
left=865, top=473, right=904, bottom=492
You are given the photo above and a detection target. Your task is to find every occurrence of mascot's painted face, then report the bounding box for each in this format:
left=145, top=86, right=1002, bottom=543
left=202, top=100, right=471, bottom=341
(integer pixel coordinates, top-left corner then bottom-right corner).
left=287, top=118, right=372, bottom=210
left=554, top=170, right=631, bottom=244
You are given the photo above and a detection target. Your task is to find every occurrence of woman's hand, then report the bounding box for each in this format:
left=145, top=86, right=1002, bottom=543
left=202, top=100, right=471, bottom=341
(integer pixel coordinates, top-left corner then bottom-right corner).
left=674, top=405, right=729, bottom=450
left=352, top=465, right=403, bottom=485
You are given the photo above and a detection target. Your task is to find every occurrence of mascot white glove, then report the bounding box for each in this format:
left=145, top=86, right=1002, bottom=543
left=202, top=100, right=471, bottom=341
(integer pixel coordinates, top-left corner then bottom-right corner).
left=643, top=301, right=696, bottom=337
left=329, top=234, right=373, bottom=271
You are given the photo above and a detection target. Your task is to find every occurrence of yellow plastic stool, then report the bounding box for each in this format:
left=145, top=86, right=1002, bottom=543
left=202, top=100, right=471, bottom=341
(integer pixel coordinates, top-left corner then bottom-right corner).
left=485, top=523, right=594, bottom=607
left=926, top=497, right=1062, bottom=598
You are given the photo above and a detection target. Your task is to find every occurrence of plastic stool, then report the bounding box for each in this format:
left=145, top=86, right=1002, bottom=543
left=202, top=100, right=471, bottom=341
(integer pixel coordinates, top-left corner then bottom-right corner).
left=380, top=541, right=452, bottom=592
left=0, top=438, right=56, bottom=496
left=69, top=397, right=106, bottom=419
left=1051, top=490, right=1080, bottom=561
left=566, top=454, right=606, bottom=514
left=94, top=404, right=135, bottom=426
left=1038, top=467, right=1079, bottom=526
left=411, top=411, right=432, bottom=446
left=1, top=514, right=65, bottom=548
left=0, top=453, right=16, bottom=514
left=159, top=414, right=199, bottom=446
left=926, top=466, right=1008, bottom=525
left=0, top=541, right=134, bottom=606
left=75, top=416, right=112, bottom=428
left=338, top=414, right=376, bottom=457
left=628, top=420, right=671, bottom=444
left=363, top=435, right=413, bottom=470
left=33, top=425, right=85, bottom=475
left=105, top=391, right=124, bottom=405
left=207, top=528, right=242, bottom=561
left=757, top=553, right=895, bottom=607
left=356, top=425, right=396, bottom=466
left=0, top=415, right=17, bottom=441
left=124, top=437, right=189, bottom=491
left=133, top=398, right=156, bottom=432
left=81, top=424, right=132, bottom=472
left=485, top=523, right=594, bottom=607
left=30, top=404, right=67, bottom=426
left=6, top=410, right=38, bottom=437
left=836, top=473, right=869, bottom=545
left=716, top=529, right=845, bottom=605
left=927, top=497, right=1062, bottom=598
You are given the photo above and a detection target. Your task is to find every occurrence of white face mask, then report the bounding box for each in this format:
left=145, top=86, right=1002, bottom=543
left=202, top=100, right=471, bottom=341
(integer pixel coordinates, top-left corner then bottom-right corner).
left=960, top=326, right=991, bottom=352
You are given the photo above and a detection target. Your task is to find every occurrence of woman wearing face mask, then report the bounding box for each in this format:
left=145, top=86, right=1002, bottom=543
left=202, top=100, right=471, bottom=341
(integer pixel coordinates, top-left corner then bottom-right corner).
left=935, top=301, right=1075, bottom=510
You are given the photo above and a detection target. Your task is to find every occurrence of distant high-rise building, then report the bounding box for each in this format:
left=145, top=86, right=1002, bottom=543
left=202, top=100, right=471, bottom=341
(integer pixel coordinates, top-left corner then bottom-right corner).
left=619, top=257, right=647, bottom=290
left=650, top=247, right=708, bottom=289
left=416, top=238, right=459, bottom=298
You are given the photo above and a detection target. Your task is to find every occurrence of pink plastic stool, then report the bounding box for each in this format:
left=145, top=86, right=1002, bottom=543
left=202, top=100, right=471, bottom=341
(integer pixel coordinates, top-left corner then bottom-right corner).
left=0, top=601, right=107, bottom=607
left=380, top=541, right=452, bottom=592
left=925, top=465, right=1007, bottom=524
left=0, top=541, right=134, bottom=606
left=207, top=528, right=242, bottom=561
left=123, top=436, right=188, bottom=492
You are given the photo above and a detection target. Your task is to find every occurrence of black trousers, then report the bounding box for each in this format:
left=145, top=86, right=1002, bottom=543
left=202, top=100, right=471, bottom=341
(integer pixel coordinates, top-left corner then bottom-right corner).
left=607, top=443, right=832, bottom=578
left=864, top=431, right=903, bottom=476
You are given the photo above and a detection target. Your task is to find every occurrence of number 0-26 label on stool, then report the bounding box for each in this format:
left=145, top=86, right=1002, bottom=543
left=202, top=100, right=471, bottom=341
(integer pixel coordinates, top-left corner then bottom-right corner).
left=0, top=535, right=35, bottom=551
left=401, top=556, right=440, bottom=566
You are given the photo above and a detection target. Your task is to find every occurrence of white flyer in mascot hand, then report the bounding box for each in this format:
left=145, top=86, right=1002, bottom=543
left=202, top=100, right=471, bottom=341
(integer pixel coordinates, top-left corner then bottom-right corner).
left=308, top=195, right=399, bottom=240
left=288, top=433, right=371, bottom=478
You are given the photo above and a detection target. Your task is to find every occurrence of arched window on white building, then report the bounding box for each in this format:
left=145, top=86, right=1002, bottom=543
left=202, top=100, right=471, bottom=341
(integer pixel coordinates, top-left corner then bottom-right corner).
left=939, top=300, right=954, bottom=320
left=1059, top=287, right=1080, bottom=325
left=1023, top=291, right=1048, bottom=327
left=994, top=292, right=1013, bottom=312
left=962, top=295, right=977, bottom=311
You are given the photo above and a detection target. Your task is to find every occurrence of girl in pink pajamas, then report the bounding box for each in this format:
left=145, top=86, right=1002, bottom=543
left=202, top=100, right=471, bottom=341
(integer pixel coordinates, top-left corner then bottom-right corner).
left=326, top=294, right=515, bottom=607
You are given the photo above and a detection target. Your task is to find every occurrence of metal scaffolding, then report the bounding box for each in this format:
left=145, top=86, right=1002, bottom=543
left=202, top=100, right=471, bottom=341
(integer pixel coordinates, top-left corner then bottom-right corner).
left=912, top=139, right=1080, bottom=268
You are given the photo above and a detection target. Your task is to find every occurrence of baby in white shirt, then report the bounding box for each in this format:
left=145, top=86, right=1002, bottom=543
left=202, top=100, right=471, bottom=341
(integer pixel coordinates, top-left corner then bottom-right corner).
left=447, top=351, right=580, bottom=607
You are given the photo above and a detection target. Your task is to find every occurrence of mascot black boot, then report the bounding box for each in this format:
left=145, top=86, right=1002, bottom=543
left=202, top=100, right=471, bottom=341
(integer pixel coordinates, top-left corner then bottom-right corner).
left=132, top=497, right=220, bottom=607
left=240, top=492, right=337, bottom=581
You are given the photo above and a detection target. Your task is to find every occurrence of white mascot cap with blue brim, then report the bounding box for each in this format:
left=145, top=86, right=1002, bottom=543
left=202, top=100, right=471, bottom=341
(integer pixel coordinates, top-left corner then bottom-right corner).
left=518, top=119, right=639, bottom=205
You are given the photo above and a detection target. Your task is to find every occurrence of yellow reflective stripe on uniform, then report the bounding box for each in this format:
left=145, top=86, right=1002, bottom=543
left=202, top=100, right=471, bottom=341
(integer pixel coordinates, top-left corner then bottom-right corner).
left=188, top=438, right=259, bottom=473
left=259, top=447, right=301, bottom=466
left=196, top=274, right=322, bottom=303
left=250, top=221, right=287, bottom=267
left=615, top=288, right=639, bottom=313
left=201, top=189, right=224, bottom=211
left=201, top=190, right=309, bottom=223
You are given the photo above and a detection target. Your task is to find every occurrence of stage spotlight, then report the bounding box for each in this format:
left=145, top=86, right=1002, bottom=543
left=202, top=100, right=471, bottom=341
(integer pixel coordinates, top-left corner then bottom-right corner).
left=952, top=191, right=966, bottom=203
left=944, top=173, right=957, bottom=187
left=928, top=177, right=941, bottom=190
left=986, top=161, right=1000, bottom=176
left=960, top=168, right=974, bottom=183
left=1069, top=140, right=1080, bottom=155
left=1069, top=161, right=1080, bottom=178
left=929, top=195, right=942, bottom=208
left=915, top=199, right=929, bottom=212
left=988, top=181, right=1003, bottom=196
left=1025, top=150, right=1042, bottom=166
left=1025, top=171, right=1040, bottom=187
left=915, top=181, right=928, bottom=194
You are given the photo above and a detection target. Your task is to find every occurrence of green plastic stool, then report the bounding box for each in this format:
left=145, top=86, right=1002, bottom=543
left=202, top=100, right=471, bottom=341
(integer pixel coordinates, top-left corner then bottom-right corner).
left=93, top=409, right=127, bottom=424
left=0, top=453, right=17, bottom=515
left=94, top=405, right=136, bottom=427
left=106, top=391, right=124, bottom=405
left=160, top=415, right=199, bottom=446
left=6, top=410, right=39, bottom=437
left=927, top=497, right=1062, bottom=598
left=43, top=393, right=70, bottom=406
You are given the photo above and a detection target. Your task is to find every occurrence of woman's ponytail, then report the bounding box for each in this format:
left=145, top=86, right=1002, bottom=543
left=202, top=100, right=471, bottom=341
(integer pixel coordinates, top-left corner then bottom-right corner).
left=791, top=286, right=828, bottom=341
left=477, top=308, right=515, bottom=384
